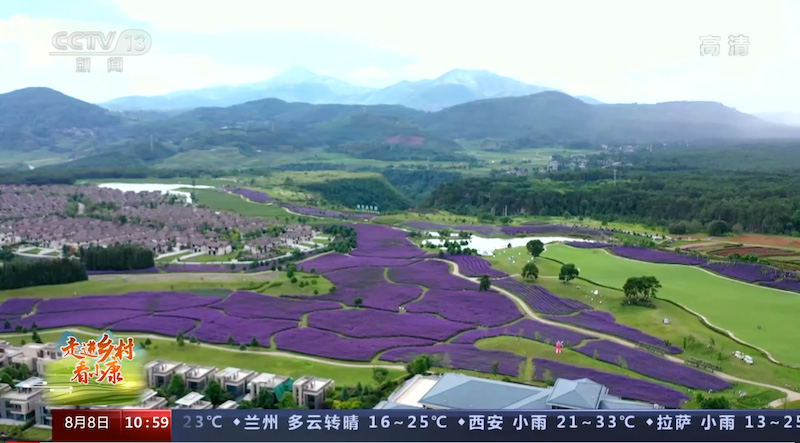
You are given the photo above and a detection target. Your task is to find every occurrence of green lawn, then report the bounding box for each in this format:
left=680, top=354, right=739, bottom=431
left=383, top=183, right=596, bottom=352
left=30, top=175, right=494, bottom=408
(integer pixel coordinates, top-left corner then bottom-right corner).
left=0, top=279, right=256, bottom=301
left=541, top=244, right=800, bottom=366
left=0, top=424, right=52, bottom=441
left=1, top=330, right=400, bottom=388
left=23, top=247, right=41, bottom=254
left=45, top=250, right=61, bottom=256
left=188, top=188, right=296, bottom=220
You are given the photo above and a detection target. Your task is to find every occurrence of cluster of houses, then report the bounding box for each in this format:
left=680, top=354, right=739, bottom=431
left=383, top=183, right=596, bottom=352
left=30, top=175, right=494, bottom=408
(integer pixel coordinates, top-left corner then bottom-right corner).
left=0, top=185, right=317, bottom=260
left=0, top=341, right=334, bottom=429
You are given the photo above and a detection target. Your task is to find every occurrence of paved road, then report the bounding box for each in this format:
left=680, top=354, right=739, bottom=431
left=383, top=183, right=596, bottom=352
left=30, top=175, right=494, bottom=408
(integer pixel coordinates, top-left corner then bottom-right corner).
left=435, top=258, right=800, bottom=407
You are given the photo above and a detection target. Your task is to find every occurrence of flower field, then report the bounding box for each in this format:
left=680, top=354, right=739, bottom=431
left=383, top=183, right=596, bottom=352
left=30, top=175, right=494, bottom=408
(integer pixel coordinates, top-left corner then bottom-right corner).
left=403, top=288, right=523, bottom=326
left=388, top=261, right=480, bottom=290
left=609, top=246, right=707, bottom=265
left=225, top=187, right=273, bottom=203
left=111, top=315, right=198, bottom=336
left=545, top=311, right=680, bottom=353
left=442, top=254, right=507, bottom=277
left=531, top=359, right=689, bottom=408
left=760, top=279, right=800, bottom=293
left=702, top=262, right=783, bottom=283
left=451, top=318, right=595, bottom=347
left=274, top=328, right=435, bottom=361
left=493, top=278, right=591, bottom=315
left=0, top=297, right=41, bottom=315
left=349, top=224, right=426, bottom=258
left=306, top=309, right=472, bottom=341
left=574, top=340, right=729, bottom=390
left=300, top=253, right=421, bottom=273
left=209, top=290, right=341, bottom=320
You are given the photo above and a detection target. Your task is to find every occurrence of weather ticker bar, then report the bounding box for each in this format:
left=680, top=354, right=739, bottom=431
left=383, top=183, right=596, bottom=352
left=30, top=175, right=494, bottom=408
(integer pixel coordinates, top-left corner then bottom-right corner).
left=51, top=409, right=800, bottom=442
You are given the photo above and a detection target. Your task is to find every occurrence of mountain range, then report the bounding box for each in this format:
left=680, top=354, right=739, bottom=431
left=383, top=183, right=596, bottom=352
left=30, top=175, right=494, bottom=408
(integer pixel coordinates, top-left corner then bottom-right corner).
left=2, top=86, right=799, bottom=171
left=101, top=68, right=600, bottom=112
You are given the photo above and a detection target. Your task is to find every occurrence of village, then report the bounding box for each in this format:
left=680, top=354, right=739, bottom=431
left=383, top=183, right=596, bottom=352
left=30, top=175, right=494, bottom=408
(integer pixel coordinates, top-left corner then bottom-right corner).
left=0, top=185, right=319, bottom=263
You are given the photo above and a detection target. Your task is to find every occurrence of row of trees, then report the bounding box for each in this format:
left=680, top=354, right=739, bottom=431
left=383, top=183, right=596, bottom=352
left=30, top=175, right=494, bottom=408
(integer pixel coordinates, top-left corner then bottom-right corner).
left=0, top=259, right=87, bottom=290
left=78, top=244, right=155, bottom=271
left=322, top=225, right=357, bottom=254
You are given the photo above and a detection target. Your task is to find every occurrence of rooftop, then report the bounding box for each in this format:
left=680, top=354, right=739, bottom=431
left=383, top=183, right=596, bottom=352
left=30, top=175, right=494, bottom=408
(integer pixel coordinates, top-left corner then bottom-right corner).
left=217, top=400, right=238, bottom=409
left=294, top=376, right=332, bottom=392
left=175, top=392, right=205, bottom=406
left=16, top=377, right=44, bottom=389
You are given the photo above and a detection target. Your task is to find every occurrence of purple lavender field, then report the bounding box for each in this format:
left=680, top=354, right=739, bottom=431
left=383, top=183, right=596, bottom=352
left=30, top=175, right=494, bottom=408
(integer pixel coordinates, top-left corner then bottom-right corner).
left=502, top=225, right=611, bottom=237
left=404, top=288, right=523, bottom=326
left=565, top=241, right=611, bottom=249
left=532, top=358, right=689, bottom=408
left=192, top=315, right=297, bottom=345
left=388, top=260, right=479, bottom=290
left=289, top=266, right=422, bottom=310
left=16, top=310, right=150, bottom=330
left=0, top=298, right=41, bottom=315
left=545, top=311, right=681, bottom=353
left=225, top=187, right=273, bottom=203
left=210, top=290, right=341, bottom=320
left=404, top=221, right=449, bottom=230
left=274, top=328, right=434, bottom=361
left=381, top=344, right=526, bottom=376
left=442, top=254, right=507, bottom=277
left=702, top=262, right=782, bottom=283
left=760, top=279, right=800, bottom=293
left=299, top=252, right=421, bottom=273
left=110, top=315, right=197, bottom=336
left=610, top=246, right=707, bottom=265
left=349, top=224, right=425, bottom=258
left=451, top=318, right=595, bottom=346
left=306, top=308, right=473, bottom=341
left=575, top=340, right=730, bottom=390
left=34, top=291, right=216, bottom=314
left=283, top=204, right=376, bottom=219
left=493, top=278, right=590, bottom=315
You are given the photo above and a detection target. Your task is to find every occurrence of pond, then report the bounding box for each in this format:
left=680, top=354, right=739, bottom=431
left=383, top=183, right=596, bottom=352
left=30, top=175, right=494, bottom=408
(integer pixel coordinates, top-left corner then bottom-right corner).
left=98, top=183, right=213, bottom=204
left=422, top=234, right=595, bottom=256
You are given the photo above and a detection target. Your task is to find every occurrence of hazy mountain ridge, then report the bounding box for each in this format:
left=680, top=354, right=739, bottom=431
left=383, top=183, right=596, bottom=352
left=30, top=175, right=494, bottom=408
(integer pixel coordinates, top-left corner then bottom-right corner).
left=3, top=86, right=798, bottom=169
left=101, top=68, right=595, bottom=112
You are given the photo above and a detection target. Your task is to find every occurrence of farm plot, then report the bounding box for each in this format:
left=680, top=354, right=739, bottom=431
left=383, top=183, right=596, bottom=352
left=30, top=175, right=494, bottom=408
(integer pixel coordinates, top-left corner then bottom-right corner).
left=702, top=263, right=784, bottom=283
left=609, top=246, right=707, bottom=265
left=380, top=343, right=526, bottom=377
left=442, top=254, right=507, bottom=277
left=451, top=318, right=595, bottom=347
left=306, top=308, right=473, bottom=341
left=349, top=224, right=425, bottom=258
left=403, top=288, right=523, bottom=327
left=274, top=328, right=434, bottom=361
left=388, top=261, right=479, bottom=291
left=543, top=244, right=800, bottom=365
left=544, top=311, right=681, bottom=353
left=493, top=278, right=591, bottom=315
left=210, top=291, right=341, bottom=320
left=710, top=246, right=798, bottom=257
left=286, top=267, right=422, bottom=310
left=299, top=253, right=421, bottom=273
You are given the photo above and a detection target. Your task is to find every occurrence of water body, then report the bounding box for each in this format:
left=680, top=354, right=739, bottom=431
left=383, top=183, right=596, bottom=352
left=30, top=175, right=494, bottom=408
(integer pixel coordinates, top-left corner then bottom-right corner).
left=98, top=183, right=213, bottom=204
left=423, top=234, right=594, bottom=256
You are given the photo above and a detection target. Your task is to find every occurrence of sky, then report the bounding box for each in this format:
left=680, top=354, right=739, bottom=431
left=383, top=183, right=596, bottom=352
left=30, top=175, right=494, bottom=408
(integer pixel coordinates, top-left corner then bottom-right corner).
left=1, top=0, right=799, bottom=113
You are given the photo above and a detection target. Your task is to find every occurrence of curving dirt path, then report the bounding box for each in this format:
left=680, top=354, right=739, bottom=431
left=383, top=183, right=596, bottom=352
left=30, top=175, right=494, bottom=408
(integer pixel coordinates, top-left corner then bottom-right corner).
left=0, top=328, right=406, bottom=371
left=434, top=258, right=800, bottom=407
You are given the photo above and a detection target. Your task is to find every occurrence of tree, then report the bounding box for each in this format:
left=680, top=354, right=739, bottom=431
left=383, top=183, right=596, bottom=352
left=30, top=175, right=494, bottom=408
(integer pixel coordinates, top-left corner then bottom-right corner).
left=167, top=374, right=186, bottom=398
left=478, top=275, right=491, bottom=291
left=696, top=393, right=731, bottom=409
left=144, top=338, right=152, bottom=346
left=31, top=331, right=42, bottom=343
left=227, top=335, right=235, bottom=345
left=176, top=331, right=185, bottom=347
left=405, top=355, right=433, bottom=376
left=279, top=391, right=297, bottom=408
left=354, top=297, right=363, bottom=308
left=250, top=337, right=259, bottom=347
left=372, top=368, right=389, bottom=386
left=622, top=276, right=661, bottom=307
left=706, top=220, right=730, bottom=236
left=559, top=263, right=579, bottom=283
left=3, top=320, right=9, bottom=330
left=521, top=262, right=539, bottom=280
left=491, top=361, right=499, bottom=377
left=526, top=239, right=545, bottom=258
left=203, top=379, right=230, bottom=406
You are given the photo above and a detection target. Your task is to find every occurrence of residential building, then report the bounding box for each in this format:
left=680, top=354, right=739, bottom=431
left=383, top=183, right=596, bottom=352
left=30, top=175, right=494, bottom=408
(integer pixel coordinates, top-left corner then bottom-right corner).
left=245, top=373, right=293, bottom=402
left=214, top=367, right=256, bottom=399
left=217, top=400, right=238, bottom=409
left=375, top=373, right=662, bottom=410
left=0, top=377, right=45, bottom=422
left=172, top=392, right=212, bottom=410
left=292, top=376, right=333, bottom=409
left=144, top=360, right=184, bottom=388
left=174, top=364, right=216, bottom=392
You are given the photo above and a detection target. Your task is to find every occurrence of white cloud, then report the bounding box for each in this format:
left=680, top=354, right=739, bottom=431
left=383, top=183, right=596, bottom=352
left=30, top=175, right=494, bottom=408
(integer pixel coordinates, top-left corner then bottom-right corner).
left=348, top=65, right=389, bottom=79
